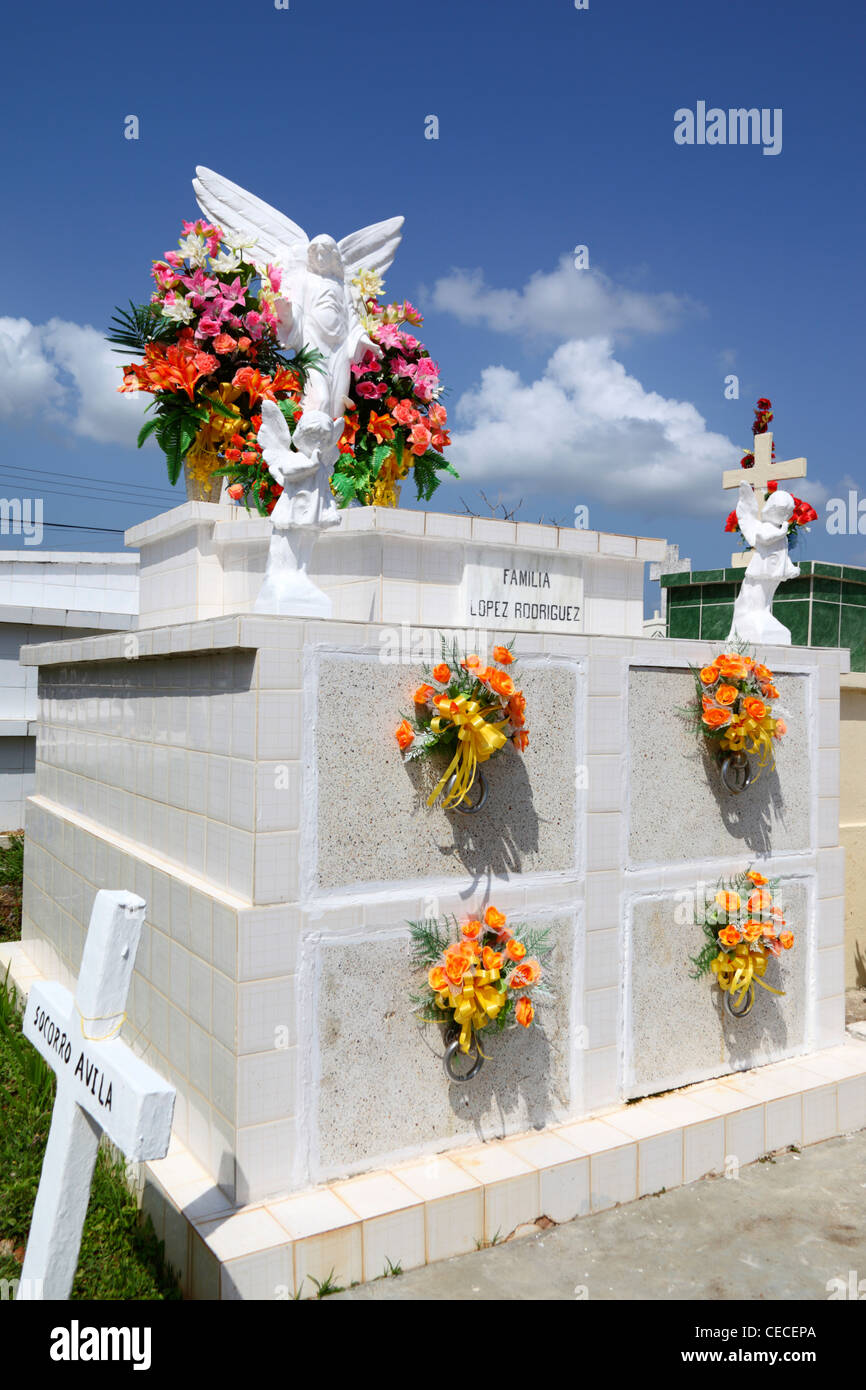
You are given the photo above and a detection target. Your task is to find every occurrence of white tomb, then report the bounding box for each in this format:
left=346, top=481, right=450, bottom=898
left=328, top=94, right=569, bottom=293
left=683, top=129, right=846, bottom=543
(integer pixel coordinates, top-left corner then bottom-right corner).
left=125, top=503, right=664, bottom=635
left=7, top=503, right=852, bottom=1298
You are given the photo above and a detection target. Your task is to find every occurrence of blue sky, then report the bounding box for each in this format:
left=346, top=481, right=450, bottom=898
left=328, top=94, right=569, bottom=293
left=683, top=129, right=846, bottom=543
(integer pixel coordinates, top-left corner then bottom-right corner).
left=1, top=0, right=864, bottom=603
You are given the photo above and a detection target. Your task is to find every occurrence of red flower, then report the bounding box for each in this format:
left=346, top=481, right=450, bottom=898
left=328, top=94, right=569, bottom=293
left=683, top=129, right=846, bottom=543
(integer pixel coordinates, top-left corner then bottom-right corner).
left=724, top=510, right=739, bottom=532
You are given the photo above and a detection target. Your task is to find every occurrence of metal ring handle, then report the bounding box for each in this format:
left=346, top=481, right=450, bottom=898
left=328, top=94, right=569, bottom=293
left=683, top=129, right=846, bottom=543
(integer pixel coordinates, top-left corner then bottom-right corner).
left=724, top=985, right=754, bottom=1019
left=443, top=768, right=488, bottom=815
left=720, top=752, right=752, bottom=795
left=443, top=1029, right=485, bottom=1082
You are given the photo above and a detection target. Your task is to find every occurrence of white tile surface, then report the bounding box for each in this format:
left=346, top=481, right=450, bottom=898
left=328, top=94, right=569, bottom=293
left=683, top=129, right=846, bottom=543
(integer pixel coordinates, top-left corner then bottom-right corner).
left=802, top=1085, right=838, bottom=1145
left=638, top=1130, right=683, bottom=1196
left=683, top=1118, right=725, bottom=1183
left=590, top=1145, right=637, bottom=1211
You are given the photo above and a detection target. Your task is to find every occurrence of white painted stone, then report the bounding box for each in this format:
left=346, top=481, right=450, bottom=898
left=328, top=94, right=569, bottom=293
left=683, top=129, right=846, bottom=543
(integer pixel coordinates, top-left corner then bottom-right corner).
left=17, top=890, right=174, bottom=1301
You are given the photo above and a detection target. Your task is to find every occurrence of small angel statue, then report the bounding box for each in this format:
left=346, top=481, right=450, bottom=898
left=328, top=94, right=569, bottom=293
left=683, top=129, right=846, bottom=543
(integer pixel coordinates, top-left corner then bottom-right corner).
left=727, top=482, right=800, bottom=644
left=253, top=401, right=343, bottom=616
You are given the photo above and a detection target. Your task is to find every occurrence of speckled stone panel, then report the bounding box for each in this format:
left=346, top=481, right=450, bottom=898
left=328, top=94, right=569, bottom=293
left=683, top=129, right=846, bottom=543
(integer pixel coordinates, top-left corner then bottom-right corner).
left=313, top=914, right=575, bottom=1176
left=628, top=668, right=810, bottom=865
left=314, top=657, right=578, bottom=889
left=627, top=881, right=809, bottom=1096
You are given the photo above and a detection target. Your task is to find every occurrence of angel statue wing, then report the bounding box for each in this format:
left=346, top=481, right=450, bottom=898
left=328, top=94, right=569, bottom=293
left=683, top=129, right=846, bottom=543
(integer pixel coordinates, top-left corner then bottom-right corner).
left=257, top=401, right=315, bottom=483
left=338, top=216, right=405, bottom=284
left=735, top=480, right=761, bottom=549
left=192, top=166, right=309, bottom=296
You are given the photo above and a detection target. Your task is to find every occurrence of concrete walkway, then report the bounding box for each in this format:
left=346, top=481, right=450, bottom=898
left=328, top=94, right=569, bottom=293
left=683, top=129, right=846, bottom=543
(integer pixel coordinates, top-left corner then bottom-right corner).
left=333, top=1131, right=866, bottom=1300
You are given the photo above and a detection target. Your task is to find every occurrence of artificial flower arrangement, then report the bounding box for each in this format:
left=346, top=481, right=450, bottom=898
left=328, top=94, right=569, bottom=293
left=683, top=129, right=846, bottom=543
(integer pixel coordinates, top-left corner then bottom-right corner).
left=690, top=869, right=794, bottom=1016
left=395, top=637, right=529, bottom=810
left=331, top=269, right=458, bottom=508
left=724, top=398, right=817, bottom=548
left=691, top=649, right=786, bottom=779
left=410, top=906, right=552, bottom=1060
left=109, top=218, right=320, bottom=510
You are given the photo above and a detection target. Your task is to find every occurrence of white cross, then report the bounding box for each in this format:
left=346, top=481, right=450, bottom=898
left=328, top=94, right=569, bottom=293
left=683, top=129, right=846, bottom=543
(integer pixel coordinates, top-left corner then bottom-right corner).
left=16, top=890, right=175, bottom=1301
left=722, top=431, right=807, bottom=567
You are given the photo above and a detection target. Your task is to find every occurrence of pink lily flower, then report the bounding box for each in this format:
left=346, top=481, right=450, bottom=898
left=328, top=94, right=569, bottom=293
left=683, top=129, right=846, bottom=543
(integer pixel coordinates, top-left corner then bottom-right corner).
left=218, top=277, right=247, bottom=313
left=373, top=323, right=402, bottom=350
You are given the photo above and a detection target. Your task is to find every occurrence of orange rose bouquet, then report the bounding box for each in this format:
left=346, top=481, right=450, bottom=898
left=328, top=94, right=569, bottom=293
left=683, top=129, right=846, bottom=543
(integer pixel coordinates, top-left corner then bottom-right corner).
left=395, top=637, right=529, bottom=810
left=690, top=868, right=793, bottom=1017
left=410, top=907, right=552, bottom=1070
left=691, top=649, right=785, bottom=781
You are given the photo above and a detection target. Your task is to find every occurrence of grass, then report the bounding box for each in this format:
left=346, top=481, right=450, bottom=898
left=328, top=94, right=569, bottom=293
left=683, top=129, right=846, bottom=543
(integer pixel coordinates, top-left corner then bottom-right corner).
left=0, top=970, right=181, bottom=1300
left=308, top=1269, right=345, bottom=1298
left=0, top=833, right=23, bottom=944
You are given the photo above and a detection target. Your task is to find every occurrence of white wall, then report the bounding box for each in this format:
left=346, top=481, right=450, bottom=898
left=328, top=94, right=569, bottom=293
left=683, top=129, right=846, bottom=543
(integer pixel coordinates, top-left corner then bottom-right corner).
left=0, top=552, right=140, bottom=828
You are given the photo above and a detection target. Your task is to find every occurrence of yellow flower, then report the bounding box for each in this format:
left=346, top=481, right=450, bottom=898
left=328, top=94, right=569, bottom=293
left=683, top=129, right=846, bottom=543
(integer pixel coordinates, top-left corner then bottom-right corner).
left=352, top=267, right=385, bottom=299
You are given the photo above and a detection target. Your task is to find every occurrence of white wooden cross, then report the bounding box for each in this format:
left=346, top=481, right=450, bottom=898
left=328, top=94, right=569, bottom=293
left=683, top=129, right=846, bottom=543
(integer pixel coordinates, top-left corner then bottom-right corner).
left=723, top=431, right=807, bottom=567
left=16, top=890, right=175, bottom=1301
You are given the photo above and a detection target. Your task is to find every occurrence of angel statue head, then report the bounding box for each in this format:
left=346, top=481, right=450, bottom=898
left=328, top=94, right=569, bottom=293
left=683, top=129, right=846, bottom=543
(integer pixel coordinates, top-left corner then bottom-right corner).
left=761, top=490, right=795, bottom=527
left=306, top=235, right=343, bottom=280
left=192, top=166, right=404, bottom=419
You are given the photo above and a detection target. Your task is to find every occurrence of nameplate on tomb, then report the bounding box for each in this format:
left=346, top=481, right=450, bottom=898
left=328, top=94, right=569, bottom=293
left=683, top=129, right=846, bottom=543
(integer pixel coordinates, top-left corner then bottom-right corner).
left=462, top=550, right=583, bottom=633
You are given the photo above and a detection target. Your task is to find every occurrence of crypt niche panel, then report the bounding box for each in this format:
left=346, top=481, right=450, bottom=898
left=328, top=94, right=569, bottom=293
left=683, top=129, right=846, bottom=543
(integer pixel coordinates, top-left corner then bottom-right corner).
left=313, top=654, right=580, bottom=891
left=625, top=879, right=810, bottom=1098
left=627, top=667, right=811, bottom=866
left=309, top=912, right=577, bottom=1180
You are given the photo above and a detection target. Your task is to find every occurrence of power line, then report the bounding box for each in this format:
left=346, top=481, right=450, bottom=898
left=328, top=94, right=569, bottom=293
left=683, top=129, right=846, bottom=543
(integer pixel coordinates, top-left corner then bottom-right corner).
left=0, top=466, right=178, bottom=506
left=0, top=482, right=173, bottom=509
left=1, top=521, right=127, bottom=535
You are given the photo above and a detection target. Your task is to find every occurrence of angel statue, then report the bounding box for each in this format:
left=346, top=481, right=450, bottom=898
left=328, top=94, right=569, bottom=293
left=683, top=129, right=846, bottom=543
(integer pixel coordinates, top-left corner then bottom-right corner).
left=727, top=482, right=800, bottom=644
left=192, top=166, right=404, bottom=615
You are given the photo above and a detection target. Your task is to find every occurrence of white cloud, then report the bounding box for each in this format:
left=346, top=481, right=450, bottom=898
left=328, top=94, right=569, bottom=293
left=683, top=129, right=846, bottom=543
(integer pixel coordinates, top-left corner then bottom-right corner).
left=0, top=316, right=147, bottom=445
left=431, top=256, right=695, bottom=343
left=449, top=337, right=740, bottom=518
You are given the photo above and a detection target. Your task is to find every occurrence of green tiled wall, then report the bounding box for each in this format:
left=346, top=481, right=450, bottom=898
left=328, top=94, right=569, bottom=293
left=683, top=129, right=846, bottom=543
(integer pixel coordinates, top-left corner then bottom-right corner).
left=660, top=561, right=866, bottom=669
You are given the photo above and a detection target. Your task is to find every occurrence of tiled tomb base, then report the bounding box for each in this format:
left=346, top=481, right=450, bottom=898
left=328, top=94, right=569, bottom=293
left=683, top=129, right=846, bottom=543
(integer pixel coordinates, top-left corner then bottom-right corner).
left=15, top=615, right=849, bottom=1216
left=126, top=501, right=665, bottom=634
left=1, top=939, right=864, bottom=1301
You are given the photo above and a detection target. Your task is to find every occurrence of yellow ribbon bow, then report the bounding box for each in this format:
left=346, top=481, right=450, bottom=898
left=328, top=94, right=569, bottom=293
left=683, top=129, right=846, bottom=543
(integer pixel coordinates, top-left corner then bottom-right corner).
left=427, top=695, right=507, bottom=809
left=436, top=967, right=506, bottom=1052
left=720, top=714, right=776, bottom=780
left=711, top=942, right=784, bottom=1010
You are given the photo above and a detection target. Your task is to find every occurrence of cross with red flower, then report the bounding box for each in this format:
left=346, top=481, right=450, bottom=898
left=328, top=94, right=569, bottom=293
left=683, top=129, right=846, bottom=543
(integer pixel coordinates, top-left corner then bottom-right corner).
left=721, top=401, right=809, bottom=566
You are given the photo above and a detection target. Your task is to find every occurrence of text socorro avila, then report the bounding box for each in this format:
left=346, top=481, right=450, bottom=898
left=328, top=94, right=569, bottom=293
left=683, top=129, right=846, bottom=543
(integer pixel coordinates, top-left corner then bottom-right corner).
left=31, top=1004, right=114, bottom=1111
